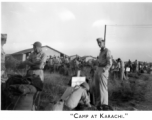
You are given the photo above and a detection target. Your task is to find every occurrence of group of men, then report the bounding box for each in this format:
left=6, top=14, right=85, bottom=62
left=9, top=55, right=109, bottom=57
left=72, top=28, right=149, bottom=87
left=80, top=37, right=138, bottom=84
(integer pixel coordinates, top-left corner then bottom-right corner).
left=110, top=58, right=128, bottom=81
left=125, top=59, right=152, bottom=74
left=110, top=57, right=149, bottom=81
left=45, top=55, right=70, bottom=72
left=1, top=33, right=113, bottom=109
left=44, top=54, right=88, bottom=76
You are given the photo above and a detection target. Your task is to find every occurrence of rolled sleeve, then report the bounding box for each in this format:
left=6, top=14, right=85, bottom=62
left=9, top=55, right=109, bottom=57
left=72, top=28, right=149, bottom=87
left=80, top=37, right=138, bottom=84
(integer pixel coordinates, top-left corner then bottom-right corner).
left=40, top=53, right=47, bottom=65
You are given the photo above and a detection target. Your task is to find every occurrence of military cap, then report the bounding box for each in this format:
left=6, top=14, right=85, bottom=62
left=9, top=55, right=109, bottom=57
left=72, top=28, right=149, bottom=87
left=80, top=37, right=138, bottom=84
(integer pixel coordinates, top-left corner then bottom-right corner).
left=1, top=34, right=7, bottom=40
left=97, top=38, right=105, bottom=42
left=33, top=41, right=42, bottom=47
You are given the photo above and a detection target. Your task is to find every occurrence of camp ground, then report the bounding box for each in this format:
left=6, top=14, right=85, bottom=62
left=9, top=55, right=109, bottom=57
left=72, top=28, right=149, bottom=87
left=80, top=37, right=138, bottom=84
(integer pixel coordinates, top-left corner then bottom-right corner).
left=1, top=2, right=152, bottom=112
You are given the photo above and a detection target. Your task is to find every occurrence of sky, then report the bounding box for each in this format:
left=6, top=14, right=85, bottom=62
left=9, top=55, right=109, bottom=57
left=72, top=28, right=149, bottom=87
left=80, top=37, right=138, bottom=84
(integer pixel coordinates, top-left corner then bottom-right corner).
left=1, top=2, right=152, bottom=62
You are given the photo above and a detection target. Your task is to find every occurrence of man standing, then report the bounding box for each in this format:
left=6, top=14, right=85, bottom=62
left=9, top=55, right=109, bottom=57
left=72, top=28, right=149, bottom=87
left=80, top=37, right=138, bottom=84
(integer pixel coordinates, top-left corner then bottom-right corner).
left=53, top=56, right=58, bottom=72
left=134, top=60, right=139, bottom=73
left=48, top=56, right=53, bottom=67
left=116, top=58, right=127, bottom=81
left=91, top=38, right=112, bottom=106
left=64, top=56, right=69, bottom=64
left=1, top=34, right=8, bottom=110
left=25, top=42, right=47, bottom=82
left=1, top=34, right=7, bottom=81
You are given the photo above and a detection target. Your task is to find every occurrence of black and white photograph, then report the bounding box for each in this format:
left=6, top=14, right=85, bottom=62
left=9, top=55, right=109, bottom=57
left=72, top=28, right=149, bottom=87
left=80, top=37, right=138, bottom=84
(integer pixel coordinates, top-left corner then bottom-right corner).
left=1, top=1, right=152, bottom=114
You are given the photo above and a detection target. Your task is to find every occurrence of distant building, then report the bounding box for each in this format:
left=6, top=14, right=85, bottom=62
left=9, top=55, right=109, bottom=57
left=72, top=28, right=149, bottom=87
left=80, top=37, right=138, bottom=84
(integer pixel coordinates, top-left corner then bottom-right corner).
left=10, top=45, right=69, bottom=61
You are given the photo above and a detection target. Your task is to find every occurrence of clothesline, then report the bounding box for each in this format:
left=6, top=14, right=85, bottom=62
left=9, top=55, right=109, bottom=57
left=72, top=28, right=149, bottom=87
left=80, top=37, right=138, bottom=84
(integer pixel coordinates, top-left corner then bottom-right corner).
left=107, top=25, right=152, bottom=28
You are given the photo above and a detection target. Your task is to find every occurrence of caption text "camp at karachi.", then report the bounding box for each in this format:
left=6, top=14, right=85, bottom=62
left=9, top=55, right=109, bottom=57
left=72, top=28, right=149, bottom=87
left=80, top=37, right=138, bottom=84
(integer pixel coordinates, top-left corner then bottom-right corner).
left=70, top=113, right=129, bottom=119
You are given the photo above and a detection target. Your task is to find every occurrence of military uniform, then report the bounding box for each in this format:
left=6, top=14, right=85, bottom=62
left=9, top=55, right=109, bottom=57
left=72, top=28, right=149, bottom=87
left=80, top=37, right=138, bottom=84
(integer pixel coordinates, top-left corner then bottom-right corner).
left=1, top=47, right=5, bottom=75
left=52, top=82, right=91, bottom=111
left=64, top=86, right=90, bottom=109
left=120, top=60, right=127, bottom=80
left=135, top=60, right=139, bottom=73
left=26, top=48, right=47, bottom=82
left=91, top=47, right=112, bottom=105
left=65, top=57, right=69, bottom=64
left=1, top=34, right=7, bottom=110
left=53, top=57, right=59, bottom=72
left=1, top=34, right=7, bottom=82
left=57, top=57, right=61, bottom=64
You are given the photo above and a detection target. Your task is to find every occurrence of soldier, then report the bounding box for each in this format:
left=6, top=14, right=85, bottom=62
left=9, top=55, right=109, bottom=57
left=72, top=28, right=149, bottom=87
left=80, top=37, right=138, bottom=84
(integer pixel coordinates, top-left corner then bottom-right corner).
left=134, top=60, right=139, bottom=73
left=64, top=82, right=91, bottom=110
left=53, top=56, right=58, bottom=72
left=65, top=56, right=69, bottom=64
left=25, top=42, right=47, bottom=82
left=116, top=58, right=127, bottom=80
left=53, top=82, right=91, bottom=110
left=44, top=56, right=52, bottom=71
left=57, top=56, right=62, bottom=65
left=127, top=59, right=132, bottom=72
left=48, top=55, right=52, bottom=65
left=75, top=57, right=80, bottom=70
left=60, top=56, right=64, bottom=64
left=110, top=59, right=119, bottom=80
left=1, top=34, right=8, bottom=82
left=1, top=34, right=8, bottom=110
left=91, top=38, right=112, bottom=106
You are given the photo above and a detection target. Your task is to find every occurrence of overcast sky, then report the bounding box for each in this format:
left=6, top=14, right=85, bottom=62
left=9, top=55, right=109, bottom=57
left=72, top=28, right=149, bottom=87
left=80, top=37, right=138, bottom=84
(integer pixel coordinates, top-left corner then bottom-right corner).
left=1, top=2, right=152, bottom=62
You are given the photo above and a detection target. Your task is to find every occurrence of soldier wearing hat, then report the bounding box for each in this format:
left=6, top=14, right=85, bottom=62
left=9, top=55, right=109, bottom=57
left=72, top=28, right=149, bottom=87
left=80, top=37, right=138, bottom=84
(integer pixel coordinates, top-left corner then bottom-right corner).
left=1, top=34, right=8, bottom=82
left=1, top=34, right=8, bottom=110
left=90, top=38, right=112, bottom=106
left=116, top=58, right=127, bottom=81
left=25, top=41, right=47, bottom=82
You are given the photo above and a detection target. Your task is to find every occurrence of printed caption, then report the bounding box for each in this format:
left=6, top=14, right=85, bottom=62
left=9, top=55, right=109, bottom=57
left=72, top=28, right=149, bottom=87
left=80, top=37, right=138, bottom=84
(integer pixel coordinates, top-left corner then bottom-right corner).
left=70, top=113, right=128, bottom=119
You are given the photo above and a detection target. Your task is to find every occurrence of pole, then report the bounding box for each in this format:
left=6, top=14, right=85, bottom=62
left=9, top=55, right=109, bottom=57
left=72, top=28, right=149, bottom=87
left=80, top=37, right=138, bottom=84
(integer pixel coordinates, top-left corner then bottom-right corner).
left=104, top=25, right=107, bottom=45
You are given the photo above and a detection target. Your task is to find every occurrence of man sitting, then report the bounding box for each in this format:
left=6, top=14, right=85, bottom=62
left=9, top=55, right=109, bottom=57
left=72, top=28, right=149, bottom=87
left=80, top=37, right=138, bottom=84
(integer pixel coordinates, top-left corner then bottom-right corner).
left=53, top=82, right=91, bottom=111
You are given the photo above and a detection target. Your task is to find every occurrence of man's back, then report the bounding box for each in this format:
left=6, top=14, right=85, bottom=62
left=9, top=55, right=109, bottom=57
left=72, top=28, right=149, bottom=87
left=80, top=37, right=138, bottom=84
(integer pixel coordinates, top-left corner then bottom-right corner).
left=65, top=87, right=90, bottom=109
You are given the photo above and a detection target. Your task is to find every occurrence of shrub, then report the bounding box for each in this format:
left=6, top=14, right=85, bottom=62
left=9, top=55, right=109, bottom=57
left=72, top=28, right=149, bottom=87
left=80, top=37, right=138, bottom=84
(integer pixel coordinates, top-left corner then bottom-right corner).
left=39, top=72, right=70, bottom=110
left=5, top=55, right=20, bottom=70
left=16, top=62, right=27, bottom=70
